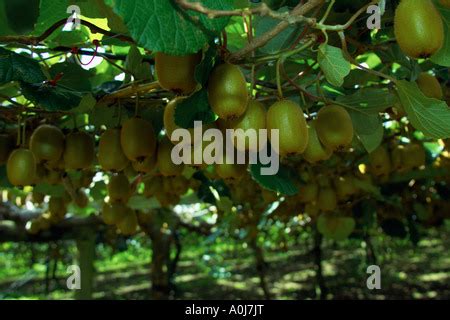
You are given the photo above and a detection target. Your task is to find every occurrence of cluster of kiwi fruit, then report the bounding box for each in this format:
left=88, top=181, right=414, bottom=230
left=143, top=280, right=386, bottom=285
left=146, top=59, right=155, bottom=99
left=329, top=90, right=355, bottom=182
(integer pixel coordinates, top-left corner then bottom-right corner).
left=368, top=142, right=426, bottom=181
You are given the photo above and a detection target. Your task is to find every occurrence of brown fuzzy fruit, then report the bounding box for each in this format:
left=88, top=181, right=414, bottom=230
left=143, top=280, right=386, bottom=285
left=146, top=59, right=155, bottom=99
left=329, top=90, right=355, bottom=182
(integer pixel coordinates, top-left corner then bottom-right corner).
left=207, top=63, right=248, bottom=120
left=155, top=52, right=201, bottom=95
left=64, top=131, right=95, bottom=170
left=30, top=124, right=65, bottom=162
left=98, top=128, right=130, bottom=172
left=394, top=0, right=444, bottom=59
left=316, top=105, right=354, bottom=151
left=417, top=72, right=443, bottom=99
left=120, top=117, right=156, bottom=162
left=266, top=99, right=308, bottom=157
left=7, top=148, right=37, bottom=187
left=157, top=138, right=184, bottom=177
left=108, top=173, right=132, bottom=203
left=303, top=121, right=333, bottom=163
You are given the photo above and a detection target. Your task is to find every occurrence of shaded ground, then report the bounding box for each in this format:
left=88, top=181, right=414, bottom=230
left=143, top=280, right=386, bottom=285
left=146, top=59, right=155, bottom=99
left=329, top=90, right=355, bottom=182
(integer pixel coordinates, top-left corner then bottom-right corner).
left=0, top=229, right=449, bottom=300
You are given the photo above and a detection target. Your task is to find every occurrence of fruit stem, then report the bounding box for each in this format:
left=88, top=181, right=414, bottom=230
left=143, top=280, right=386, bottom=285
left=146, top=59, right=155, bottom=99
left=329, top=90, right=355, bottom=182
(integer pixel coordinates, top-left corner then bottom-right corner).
left=16, top=115, right=21, bottom=147
left=276, top=58, right=284, bottom=99
left=21, top=116, right=26, bottom=147
left=318, top=0, right=335, bottom=25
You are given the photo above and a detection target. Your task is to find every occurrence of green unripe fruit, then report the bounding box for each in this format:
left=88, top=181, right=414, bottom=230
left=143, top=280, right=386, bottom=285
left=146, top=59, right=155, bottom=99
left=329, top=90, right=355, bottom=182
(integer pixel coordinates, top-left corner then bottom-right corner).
left=316, top=105, right=354, bottom=151
left=317, top=187, right=337, bottom=212
left=98, top=129, right=130, bottom=172
left=121, top=117, right=156, bottom=162
left=369, top=145, right=392, bottom=178
left=155, top=52, right=201, bottom=95
left=417, top=72, right=443, bottom=99
left=266, top=99, right=308, bottom=157
left=394, top=0, right=444, bottom=59
left=132, top=154, right=157, bottom=174
left=303, top=121, right=333, bottom=163
left=108, top=173, right=132, bottom=203
left=30, top=124, right=65, bottom=162
left=297, top=182, right=319, bottom=204
left=117, top=208, right=138, bottom=236
left=224, top=99, right=267, bottom=152
left=157, top=138, right=184, bottom=177
left=7, top=148, right=36, bottom=187
left=64, top=131, right=95, bottom=170
left=207, top=63, right=249, bottom=120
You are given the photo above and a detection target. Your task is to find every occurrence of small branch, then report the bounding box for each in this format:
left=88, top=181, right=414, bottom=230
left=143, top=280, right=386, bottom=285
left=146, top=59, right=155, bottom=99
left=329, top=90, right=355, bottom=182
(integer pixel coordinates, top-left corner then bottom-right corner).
left=0, top=19, right=134, bottom=45
left=229, top=0, right=323, bottom=61
left=98, top=81, right=161, bottom=102
left=175, top=0, right=287, bottom=20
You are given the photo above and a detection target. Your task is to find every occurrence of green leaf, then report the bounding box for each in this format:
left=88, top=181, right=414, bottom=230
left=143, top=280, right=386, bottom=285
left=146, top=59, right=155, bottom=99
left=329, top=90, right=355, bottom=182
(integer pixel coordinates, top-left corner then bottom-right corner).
left=0, top=48, right=46, bottom=84
left=107, top=0, right=231, bottom=55
left=336, top=88, right=397, bottom=114
left=194, top=45, right=218, bottom=86
left=3, top=0, right=40, bottom=35
left=318, top=44, right=351, bottom=87
left=250, top=162, right=298, bottom=196
left=254, top=7, right=300, bottom=54
left=89, top=103, right=123, bottom=128
left=174, top=89, right=216, bottom=129
left=431, top=1, right=450, bottom=66
left=33, top=183, right=66, bottom=197
left=72, top=94, right=97, bottom=114
left=21, top=82, right=83, bottom=111
left=49, top=61, right=94, bottom=92
left=349, top=110, right=384, bottom=153
left=396, top=80, right=450, bottom=139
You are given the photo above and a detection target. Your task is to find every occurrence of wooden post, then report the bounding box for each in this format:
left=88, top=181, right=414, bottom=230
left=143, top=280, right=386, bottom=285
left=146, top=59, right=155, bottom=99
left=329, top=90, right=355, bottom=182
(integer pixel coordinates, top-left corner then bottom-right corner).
left=75, top=228, right=96, bottom=300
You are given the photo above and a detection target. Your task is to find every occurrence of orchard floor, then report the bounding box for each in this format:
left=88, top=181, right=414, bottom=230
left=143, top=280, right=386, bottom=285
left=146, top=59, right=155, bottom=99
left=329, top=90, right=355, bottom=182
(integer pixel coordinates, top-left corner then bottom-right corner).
left=0, top=228, right=449, bottom=300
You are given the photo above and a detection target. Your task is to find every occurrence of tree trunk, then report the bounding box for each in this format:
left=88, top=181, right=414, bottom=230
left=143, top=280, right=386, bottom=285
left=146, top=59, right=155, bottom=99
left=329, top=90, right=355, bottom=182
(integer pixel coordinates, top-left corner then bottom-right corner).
left=249, top=237, right=272, bottom=300
left=313, top=228, right=328, bottom=300
left=364, top=234, right=377, bottom=265
left=150, top=231, right=171, bottom=300
left=75, top=229, right=96, bottom=300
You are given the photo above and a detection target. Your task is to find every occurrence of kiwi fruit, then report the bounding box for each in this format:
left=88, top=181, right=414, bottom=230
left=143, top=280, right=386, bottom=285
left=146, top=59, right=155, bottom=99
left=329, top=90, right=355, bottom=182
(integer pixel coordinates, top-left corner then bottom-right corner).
left=98, top=128, right=130, bottom=172
left=223, top=99, right=267, bottom=152
left=157, top=138, right=185, bottom=177
left=64, top=131, right=95, bottom=170
left=117, top=208, right=138, bottom=235
left=266, top=99, right=308, bottom=157
left=155, top=51, right=201, bottom=95
left=30, top=124, right=65, bottom=163
left=316, top=105, right=354, bottom=151
left=108, top=173, right=132, bottom=203
left=106, top=202, right=129, bottom=225
left=132, top=154, right=157, bottom=174
left=417, top=72, right=443, bottom=99
left=303, top=121, right=333, bottom=163
left=215, top=161, right=247, bottom=181
left=317, top=187, right=338, bottom=212
left=297, top=182, right=319, bottom=204
left=369, top=145, right=392, bottom=178
left=120, top=117, right=156, bottom=162
left=7, top=148, right=37, bottom=187
left=334, top=175, right=358, bottom=201
left=48, top=196, right=67, bottom=219
left=207, top=63, right=249, bottom=120
left=394, top=0, right=444, bottom=58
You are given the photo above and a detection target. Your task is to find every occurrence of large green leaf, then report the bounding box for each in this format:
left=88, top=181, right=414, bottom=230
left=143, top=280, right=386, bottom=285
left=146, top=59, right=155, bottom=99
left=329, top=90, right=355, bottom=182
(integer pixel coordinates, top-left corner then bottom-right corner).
left=431, top=1, right=450, bottom=66
left=396, top=80, right=450, bottom=139
left=106, top=0, right=231, bottom=55
left=318, top=44, right=351, bottom=87
left=21, top=82, right=83, bottom=111
left=250, top=162, right=298, bottom=196
left=349, top=111, right=384, bottom=153
left=0, top=48, right=46, bottom=84
left=336, top=88, right=397, bottom=114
